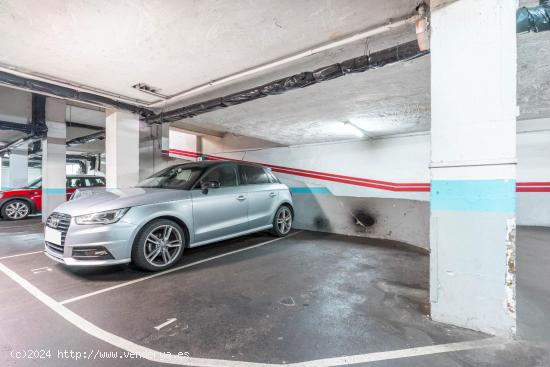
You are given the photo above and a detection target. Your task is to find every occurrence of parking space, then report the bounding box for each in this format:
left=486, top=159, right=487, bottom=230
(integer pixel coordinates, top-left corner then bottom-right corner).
left=1, top=219, right=549, bottom=366
left=2, top=2, right=550, bottom=365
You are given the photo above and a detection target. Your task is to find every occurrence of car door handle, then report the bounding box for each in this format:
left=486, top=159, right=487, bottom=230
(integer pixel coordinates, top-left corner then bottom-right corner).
left=269, top=192, right=276, bottom=198
left=236, top=195, right=246, bottom=201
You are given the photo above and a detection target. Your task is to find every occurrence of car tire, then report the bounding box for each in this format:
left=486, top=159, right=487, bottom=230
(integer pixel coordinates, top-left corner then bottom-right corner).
left=1, top=200, right=31, bottom=220
left=270, top=205, right=293, bottom=237
left=131, top=219, right=186, bottom=272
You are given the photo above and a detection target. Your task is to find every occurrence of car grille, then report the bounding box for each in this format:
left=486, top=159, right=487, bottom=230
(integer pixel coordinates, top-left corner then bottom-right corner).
left=46, top=212, right=71, bottom=246
left=45, top=241, right=64, bottom=256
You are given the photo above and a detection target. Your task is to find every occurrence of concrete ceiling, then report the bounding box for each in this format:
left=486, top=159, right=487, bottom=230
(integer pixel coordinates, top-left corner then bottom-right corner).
left=0, top=0, right=549, bottom=147
left=0, top=0, right=421, bottom=103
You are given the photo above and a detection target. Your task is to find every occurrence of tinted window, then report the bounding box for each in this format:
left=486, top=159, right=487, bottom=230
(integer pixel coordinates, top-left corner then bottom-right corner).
left=85, top=177, right=105, bottom=187
left=241, top=165, right=270, bottom=185
left=267, top=170, right=280, bottom=183
left=67, top=177, right=84, bottom=188
left=82, top=177, right=105, bottom=187
left=202, top=165, right=237, bottom=187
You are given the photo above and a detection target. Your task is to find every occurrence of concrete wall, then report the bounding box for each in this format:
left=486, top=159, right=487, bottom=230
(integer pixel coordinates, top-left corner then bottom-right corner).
left=194, top=133, right=432, bottom=249
left=517, top=119, right=550, bottom=226
left=164, top=120, right=549, bottom=250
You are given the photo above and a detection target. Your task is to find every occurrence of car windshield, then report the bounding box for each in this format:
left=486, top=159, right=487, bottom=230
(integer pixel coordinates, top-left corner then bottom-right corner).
left=26, top=178, right=42, bottom=189
left=137, top=165, right=202, bottom=189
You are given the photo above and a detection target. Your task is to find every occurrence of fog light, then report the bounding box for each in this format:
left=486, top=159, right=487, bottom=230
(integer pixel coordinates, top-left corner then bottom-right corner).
left=72, top=247, right=114, bottom=260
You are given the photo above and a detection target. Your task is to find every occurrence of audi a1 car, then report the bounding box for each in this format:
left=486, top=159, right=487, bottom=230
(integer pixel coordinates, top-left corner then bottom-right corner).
left=0, top=175, right=106, bottom=220
left=44, top=161, right=294, bottom=271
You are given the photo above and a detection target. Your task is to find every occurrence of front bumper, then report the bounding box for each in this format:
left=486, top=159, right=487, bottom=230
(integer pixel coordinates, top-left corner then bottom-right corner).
left=44, top=249, right=131, bottom=266
left=44, top=213, right=137, bottom=267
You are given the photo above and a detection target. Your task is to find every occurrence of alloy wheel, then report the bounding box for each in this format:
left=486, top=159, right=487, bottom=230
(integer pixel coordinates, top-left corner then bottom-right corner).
left=5, top=202, right=29, bottom=219
left=143, top=224, right=183, bottom=267
left=277, top=207, right=292, bottom=234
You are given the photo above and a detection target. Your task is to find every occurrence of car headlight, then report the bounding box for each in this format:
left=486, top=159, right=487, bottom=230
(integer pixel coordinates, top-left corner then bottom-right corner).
left=75, top=208, right=129, bottom=225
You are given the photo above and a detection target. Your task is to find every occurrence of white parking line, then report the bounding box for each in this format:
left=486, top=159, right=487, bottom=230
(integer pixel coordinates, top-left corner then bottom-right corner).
left=31, top=266, right=52, bottom=274
left=60, top=232, right=302, bottom=305
left=0, top=250, right=44, bottom=260
left=0, top=260, right=511, bottom=367
left=154, top=318, right=177, bottom=331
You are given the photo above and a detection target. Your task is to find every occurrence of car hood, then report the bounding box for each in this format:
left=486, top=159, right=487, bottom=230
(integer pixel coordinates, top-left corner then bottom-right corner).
left=54, top=187, right=191, bottom=216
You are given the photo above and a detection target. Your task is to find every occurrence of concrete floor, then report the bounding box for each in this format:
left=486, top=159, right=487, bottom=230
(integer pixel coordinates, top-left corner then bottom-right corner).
left=0, top=218, right=549, bottom=367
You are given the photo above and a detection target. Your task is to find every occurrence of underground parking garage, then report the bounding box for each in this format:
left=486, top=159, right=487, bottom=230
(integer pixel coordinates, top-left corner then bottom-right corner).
left=0, top=0, right=549, bottom=366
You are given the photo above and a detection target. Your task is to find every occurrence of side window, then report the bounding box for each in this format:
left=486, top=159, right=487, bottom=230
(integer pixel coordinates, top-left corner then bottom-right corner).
left=92, top=177, right=106, bottom=186
left=66, top=178, right=83, bottom=188
left=267, top=170, right=280, bottom=183
left=202, top=165, right=238, bottom=187
left=241, top=165, right=270, bottom=185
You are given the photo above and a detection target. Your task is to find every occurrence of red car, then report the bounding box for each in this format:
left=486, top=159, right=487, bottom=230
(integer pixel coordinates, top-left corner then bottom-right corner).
left=0, top=175, right=106, bottom=220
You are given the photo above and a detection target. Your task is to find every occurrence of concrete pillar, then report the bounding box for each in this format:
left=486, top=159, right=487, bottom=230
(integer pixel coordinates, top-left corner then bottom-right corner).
left=161, top=123, right=170, bottom=152
left=430, top=0, right=517, bottom=336
left=105, top=109, right=139, bottom=189
left=42, top=98, right=66, bottom=221
left=8, top=143, right=29, bottom=188
left=0, top=157, right=8, bottom=190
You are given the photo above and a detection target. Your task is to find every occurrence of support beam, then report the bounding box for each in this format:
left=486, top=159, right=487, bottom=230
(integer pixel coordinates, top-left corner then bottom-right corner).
left=8, top=143, right=28, bottom=188
left=41, top=98, right=66, bottom=221
left=105, top=109, right=139, bottom=189
left=430, top=0, right=517, bottom=336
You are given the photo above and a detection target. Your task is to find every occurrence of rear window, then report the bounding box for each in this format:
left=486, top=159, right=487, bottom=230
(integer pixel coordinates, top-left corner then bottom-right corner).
left=86, top=177, right=105, bottom=187
left=240, top=165, right=270, bottom=185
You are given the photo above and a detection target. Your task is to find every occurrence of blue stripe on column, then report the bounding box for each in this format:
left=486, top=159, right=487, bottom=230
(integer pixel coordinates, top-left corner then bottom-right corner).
left=42, top=188, right=67, bottom=194
left=431, top=179, right=515, bottom=213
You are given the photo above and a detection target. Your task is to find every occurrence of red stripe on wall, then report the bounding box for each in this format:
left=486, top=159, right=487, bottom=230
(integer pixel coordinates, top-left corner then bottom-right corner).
left=164, top=149, right=549, bottom=193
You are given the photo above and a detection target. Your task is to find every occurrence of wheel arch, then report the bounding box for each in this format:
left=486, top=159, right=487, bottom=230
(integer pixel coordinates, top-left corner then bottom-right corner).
left=133, top=215, right=191, bottom=248
left=0, top=197, right=37, bottom=214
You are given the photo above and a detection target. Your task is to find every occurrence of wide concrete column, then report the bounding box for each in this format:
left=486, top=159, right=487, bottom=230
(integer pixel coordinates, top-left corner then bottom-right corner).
left=105, top=109, right=139, bottom=189
left=430, top=0, right=517, bottom=336
left=42, top=98, right=67, bottom=221
left=8, top=143, right=29, bottom=188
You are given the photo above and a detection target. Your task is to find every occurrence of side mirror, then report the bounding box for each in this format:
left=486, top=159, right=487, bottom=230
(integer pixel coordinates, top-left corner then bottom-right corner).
left=201, top=180, right=220, bottom=193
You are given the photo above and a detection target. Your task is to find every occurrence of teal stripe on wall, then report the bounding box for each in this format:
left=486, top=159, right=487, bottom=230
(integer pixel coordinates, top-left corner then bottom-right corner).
left=289, top=187, right=331, bottom=195
left=431, top=179, right=515, bottom=213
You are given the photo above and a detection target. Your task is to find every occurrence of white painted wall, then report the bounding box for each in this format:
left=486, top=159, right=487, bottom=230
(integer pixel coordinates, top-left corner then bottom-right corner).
left=175, top=121, right=550, bottom=249
left=517, top=119, right=550, bottom=226
left=199, top=133, right=431, bottom=248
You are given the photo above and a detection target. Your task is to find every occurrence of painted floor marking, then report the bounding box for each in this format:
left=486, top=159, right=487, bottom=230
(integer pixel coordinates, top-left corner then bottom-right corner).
left=0, top=261, right=511, bottom=367
left=0, top=250, right=43, bottom=260
left=154, top=318, right=177, bottom=331
left=60, top=231, right=302, bottom=305
left=31, top=266, right=52, bottom=274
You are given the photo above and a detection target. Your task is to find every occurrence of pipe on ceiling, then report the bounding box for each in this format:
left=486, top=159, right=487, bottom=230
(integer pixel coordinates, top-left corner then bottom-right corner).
left=66, top=131, right=106, bottom=147
left=0, top=120, right=32, bottom=133
left=148, top=14, right=420, bottom=108
left=517, top=0, right=550, bottom=33
left=146, top=40, right=429, bottom=125
left=0, top=71, right=154, bottom=117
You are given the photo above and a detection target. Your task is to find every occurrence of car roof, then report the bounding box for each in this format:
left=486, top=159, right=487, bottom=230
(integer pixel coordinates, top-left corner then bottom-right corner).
left=175, top=160, right=266, bottom=169
left=67, top=175, right=105, bottom=178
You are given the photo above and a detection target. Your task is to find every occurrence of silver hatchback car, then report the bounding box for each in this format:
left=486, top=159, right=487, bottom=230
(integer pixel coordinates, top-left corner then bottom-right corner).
left=44, top=161, right=294, bottom=271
